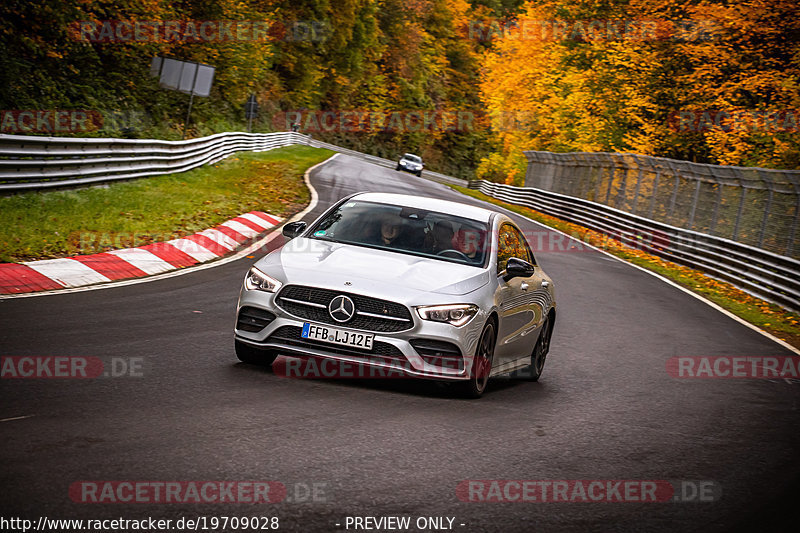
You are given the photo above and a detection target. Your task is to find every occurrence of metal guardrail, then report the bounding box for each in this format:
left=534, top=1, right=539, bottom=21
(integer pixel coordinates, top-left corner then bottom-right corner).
left=523, top=150, right=800, bottom=260
left=0, top=132, right=465, bottom=192
left=2, top=130, right=794, bottom=309
left=0, top=132, right=308, bottom=191
left=472, top=179, right=800, bottom=312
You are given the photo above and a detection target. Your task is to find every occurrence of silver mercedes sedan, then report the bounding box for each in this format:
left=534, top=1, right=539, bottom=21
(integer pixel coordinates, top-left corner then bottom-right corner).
left=234, top=192, right=556, bottom=398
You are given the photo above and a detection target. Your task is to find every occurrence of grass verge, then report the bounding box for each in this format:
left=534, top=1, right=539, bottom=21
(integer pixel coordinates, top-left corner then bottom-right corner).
left=453, top=185, right=800, bottom=350
left=0, top=145, right=333, bottom=262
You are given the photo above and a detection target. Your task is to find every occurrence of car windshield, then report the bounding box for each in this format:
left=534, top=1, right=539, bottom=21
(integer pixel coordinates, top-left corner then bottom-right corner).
left=308, top=200, right=489, bottom=267
left=403, top=154, right=422, bottom=163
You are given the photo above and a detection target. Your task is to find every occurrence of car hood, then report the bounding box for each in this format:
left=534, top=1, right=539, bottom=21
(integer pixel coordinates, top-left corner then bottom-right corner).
left=257, top=238, right=490, bottom=296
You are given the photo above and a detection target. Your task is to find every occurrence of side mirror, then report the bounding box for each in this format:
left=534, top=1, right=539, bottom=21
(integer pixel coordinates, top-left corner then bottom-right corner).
left=282, top=221, right=307, bottom=239
left=503, top=257, right=535, bottom=281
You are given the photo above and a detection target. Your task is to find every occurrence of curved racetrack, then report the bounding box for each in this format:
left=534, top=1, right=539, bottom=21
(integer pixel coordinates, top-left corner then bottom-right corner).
left=1, top=154, right=798, bottom=532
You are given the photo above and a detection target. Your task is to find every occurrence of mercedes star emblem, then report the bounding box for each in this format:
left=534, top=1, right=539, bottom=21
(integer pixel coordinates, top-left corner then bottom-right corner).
left=328, top=295, right=356, bottom=323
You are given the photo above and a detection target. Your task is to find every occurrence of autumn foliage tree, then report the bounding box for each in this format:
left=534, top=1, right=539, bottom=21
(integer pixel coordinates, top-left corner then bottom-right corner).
left=478, top=0, right=800, bottom=184
left=1, top=0, right=796, bottom=180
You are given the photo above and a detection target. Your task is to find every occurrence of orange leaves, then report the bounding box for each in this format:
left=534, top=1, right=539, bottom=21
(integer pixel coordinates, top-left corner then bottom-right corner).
left=478, top=0, right=800, bottom=171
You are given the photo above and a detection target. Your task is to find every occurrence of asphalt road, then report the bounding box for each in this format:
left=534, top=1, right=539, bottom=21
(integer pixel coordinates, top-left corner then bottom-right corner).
left=1, top=154, right=799, bottom=532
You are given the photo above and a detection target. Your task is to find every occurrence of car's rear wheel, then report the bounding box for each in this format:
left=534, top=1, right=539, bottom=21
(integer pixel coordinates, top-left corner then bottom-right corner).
left=395, top=165, right=402, bottom=171
left=460, top=321, right=496, bottom=398
left=235, top=339, right=277, bottom=366
left=527, top=317, right=552, bottom=382
left=415, top=170, right=422, bottom=177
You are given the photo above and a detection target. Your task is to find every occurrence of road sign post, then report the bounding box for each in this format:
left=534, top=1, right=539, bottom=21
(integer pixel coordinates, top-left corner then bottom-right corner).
left=245, top=94, right=259, bottom=133
left=151, top=57, right=216, bottom=139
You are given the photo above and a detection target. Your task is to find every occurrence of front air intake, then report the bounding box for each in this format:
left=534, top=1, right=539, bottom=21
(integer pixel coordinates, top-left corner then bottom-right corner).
left=236, top=306, right=276, bottom=332
left=410, top=339, right=463, bottom=371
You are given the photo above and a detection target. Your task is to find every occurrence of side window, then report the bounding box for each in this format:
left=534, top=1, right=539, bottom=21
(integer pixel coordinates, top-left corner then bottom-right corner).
left=512, top=226, right=536, bottom=265
left=497, top=223, right=521, bottom=275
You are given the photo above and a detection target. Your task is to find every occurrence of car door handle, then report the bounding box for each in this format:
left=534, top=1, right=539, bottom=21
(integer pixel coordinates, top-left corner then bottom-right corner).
left=520, top=282, right=529, bottom=291
left=541, top=281, right=550, bottom=289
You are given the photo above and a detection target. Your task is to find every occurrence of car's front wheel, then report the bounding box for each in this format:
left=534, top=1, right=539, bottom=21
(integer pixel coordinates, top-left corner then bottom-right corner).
left=235, top=339, right=277, bottom=366
left=527, top=317, right=553, bottom=381
left=460, top=321, right=496, bottom=398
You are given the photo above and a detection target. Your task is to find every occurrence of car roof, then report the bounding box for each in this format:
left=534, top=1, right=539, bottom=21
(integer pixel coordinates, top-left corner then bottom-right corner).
left=350, top=192, right=494, bottom=223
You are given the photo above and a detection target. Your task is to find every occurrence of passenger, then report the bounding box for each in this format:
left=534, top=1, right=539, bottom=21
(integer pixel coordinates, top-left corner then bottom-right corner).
left=427, top=220, right=455, bottom=253
left=453, top=228, right=485, bottom=261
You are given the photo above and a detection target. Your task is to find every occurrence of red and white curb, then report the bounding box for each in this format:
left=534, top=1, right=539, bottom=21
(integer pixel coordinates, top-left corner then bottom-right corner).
left=0, top=211, right=282, bottom=294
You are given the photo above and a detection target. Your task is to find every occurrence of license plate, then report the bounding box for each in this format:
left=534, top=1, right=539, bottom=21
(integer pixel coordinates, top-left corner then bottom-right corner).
left=301, top=323, right=374, bottom=350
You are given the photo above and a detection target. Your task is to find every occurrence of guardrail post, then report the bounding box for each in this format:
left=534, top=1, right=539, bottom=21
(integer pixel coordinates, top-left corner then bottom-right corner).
left=687, top=178, right=702, bottom=229
left=758, top=182, right=774, bottom=248
left=710, top=180, right=722, bottom=235
left=604, top=161, right=615, bottom=205
left=668, top=174, right=680, bottom=219
left=614, top=156, right=629, bottom=209
left=648, top=170, right=660, bottom=219
left=732, top=187, right=747, bottom=241
left=593, top=160, right=604, bottom=202
left=787, top=196, right=800, bottom=256
left=556, top=154, right=568, bottom=189
left=632, top=166, right=643, bottom=215
left=583, top=159, right=597, bottom=198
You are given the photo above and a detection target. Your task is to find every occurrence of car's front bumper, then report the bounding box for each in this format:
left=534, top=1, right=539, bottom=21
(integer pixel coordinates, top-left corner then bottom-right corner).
left=235, top=289, right=485, bottom=381
left=398, top=163, right=422, bottom=173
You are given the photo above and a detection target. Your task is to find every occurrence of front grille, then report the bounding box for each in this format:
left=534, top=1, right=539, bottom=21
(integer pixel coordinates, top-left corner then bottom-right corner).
left=266, top=326, right=407, bottom=367
left=410, top=339, right=463, bottom=371
left=237, top=306, right=276, bottom=332
left=276, top=285, right=413, bottom=333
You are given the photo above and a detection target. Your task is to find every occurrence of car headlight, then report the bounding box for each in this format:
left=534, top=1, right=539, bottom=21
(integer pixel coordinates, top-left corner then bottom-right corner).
left=244, top=267, right=282, bottom=293
left=416, top=304, right=478, bottom=327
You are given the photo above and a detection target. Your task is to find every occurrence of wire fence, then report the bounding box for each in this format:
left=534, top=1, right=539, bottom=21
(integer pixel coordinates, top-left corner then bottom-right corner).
left=523, top=151, right=800, bottom=260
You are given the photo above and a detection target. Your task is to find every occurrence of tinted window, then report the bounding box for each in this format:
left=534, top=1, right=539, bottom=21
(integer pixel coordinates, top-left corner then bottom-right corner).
left=510, top=226, right=532, bottom=263
left=497, top=223, right=533, bottom=274
left=309, top=200, right=488, bottom=267
left=497, top=223, right=522, bottom=275
left=514, top=226, right=536, bottom=265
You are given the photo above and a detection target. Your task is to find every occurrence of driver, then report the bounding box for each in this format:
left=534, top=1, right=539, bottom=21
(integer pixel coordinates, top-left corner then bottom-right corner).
left=427, top=220, right=455, bottom=254
left=367, top=213, right=407, bottom=247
